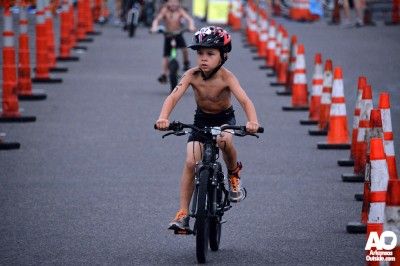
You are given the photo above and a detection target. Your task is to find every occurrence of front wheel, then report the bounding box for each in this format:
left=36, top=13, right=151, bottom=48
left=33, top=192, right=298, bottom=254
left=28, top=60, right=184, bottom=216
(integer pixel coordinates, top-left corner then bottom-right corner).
left=209, top=216, right=221, bottom=251
left=195, top=169, right=209, bottom=263
left=168, top=59, right=179, bottom=92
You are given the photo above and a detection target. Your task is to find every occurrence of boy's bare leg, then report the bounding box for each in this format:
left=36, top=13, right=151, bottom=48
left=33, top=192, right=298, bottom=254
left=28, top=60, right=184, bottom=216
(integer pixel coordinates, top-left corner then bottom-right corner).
left=217, top=132, right=237, bottom=171
left=179, top=141, right=203, bottom=212
left=182, top=48, right=189, bottom=64
left=162, top=57, right=169, bottom=75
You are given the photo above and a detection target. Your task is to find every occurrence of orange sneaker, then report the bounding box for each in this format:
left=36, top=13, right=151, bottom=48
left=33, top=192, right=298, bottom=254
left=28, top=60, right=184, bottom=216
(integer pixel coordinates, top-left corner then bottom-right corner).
left=228, top=162, right=246, bottom=202
left=168, top=209, right=190, bottom=230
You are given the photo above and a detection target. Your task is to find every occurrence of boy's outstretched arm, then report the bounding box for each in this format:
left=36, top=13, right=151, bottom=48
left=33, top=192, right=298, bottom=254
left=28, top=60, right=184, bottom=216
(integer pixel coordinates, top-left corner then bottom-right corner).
left=227, top=73, right=260, bottom=133
left=180, top=8, right=196, bottom=31
left=155, top=72, right=192, bottom=130
left=151, top=7, right=165, bottom=32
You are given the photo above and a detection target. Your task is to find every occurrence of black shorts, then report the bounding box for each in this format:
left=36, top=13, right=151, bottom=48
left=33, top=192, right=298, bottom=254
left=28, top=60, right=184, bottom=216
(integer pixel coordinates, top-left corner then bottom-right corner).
left=188, top=106, right=236, bottom=143
left=163, top=34, right=187, bottom=57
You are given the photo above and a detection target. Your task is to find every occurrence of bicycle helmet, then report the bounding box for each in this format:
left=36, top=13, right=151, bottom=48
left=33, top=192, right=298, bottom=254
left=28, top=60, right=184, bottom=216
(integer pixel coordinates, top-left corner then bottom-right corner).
left=188, top=26, right=232, bottom=80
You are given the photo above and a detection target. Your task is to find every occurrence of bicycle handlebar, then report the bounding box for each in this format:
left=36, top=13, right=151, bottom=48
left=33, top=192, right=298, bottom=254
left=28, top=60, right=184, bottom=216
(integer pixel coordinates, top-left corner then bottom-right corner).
left=150, top=26, right=190, bottom=37
left=154, top=121, right=264, bottom=138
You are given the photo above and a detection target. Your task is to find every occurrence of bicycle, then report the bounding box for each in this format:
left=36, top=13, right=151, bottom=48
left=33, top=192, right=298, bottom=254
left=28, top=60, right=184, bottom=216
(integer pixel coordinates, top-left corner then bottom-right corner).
left=155, top=121, right=264, bottom=263
left=153, top=26, right=188, bottom=93
left=123, top=0, right=141, bottom=37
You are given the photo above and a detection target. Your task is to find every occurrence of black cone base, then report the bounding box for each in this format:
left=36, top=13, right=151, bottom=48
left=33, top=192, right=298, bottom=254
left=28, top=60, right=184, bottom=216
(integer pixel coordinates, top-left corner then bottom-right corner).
left=57, top=56, right=80, bottom=62
left=259, top=65, right=273, bottom=70
left=282, top=106, right=309, bottom=111
left=346, top=222, right=366, bottom=234
left=271, top=82, right=286, bottom=87
left=308, top=129, right=328, bottom=136
left=342, top=173, right=364, bottom=182
left=252, top=56, right=265, bottom=60
left=78, top=37, right=94, bottom=42
left=87, top=31, right=102, bottom=35
left=276, top=90, right=291, bottom=96
left=300, top=119, right=318, bottom=125
left=337, top=158, right=354, bottom=167
left=72, top=46, right=88, bottom=50
left=354, top=193, right=363, bottom=201
left=0, top=141, right=20, bottom=150
left=18, top=89, right=47, bottom=101
left=32, top=76, right=62, bottom=83
left=267, top=72, right=276, bottom=77
left=49, top=66, right=68, bottom=72
left=0, top=115, right=36, bottom=122
left=317, top=142, right=351, bottom=150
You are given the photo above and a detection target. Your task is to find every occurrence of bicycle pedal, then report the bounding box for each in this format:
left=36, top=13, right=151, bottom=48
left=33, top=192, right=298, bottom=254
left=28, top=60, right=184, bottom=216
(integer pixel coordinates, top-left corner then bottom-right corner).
left=223, top=206, right=232, bottom=212
left=174, top=228, right=193, bottom=235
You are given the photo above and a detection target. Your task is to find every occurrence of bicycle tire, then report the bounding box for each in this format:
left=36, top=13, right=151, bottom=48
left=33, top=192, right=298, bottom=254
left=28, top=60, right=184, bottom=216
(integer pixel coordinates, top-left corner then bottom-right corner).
left=195, top=169, right=209, bottom=264
left=168, top=59, right=179, bottom=91
left=128, top=23, right=136, bottom=37
left=209, top=216, right=221, bottom=251
left=209, top=167, right=223, bottom=251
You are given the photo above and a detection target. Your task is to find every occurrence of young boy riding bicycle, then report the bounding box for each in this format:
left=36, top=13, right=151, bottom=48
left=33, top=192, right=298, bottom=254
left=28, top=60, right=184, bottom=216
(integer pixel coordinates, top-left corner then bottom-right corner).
left=150, top=0, right=196, bottom=84
left=155, top=26, right=260, bottom=230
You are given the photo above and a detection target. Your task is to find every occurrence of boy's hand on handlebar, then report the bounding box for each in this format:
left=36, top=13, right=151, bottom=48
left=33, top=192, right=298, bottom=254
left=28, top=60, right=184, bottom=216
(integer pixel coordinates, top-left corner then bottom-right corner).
left=246, top=121, right=259, bottom=134
left=189, top=25, right=196, bottom=32
left=156, top=118, right=170, bottom=130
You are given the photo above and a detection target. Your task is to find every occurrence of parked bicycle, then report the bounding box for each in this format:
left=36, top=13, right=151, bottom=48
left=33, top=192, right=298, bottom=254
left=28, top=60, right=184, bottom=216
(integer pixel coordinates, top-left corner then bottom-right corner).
left=155, top=121, right=264, bottom=263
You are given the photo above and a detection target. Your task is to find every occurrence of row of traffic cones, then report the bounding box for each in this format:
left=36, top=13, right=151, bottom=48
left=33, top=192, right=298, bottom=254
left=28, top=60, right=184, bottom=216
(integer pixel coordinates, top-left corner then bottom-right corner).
left=239, top=2, right=399, bottom=263
left=0, top=0, right=106, bottom=150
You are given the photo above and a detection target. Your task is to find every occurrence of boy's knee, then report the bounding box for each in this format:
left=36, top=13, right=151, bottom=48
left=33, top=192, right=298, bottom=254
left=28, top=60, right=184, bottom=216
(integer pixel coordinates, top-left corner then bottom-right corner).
left=185, top=158, right=197, bottom=170
left=217, top=133, right=233, bottom=150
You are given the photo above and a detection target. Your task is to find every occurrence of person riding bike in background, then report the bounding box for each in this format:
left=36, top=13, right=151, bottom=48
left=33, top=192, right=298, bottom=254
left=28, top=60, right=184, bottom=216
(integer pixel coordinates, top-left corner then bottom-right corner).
left=150, top=0, right=196, bottom=84
left=155, top=26, right=260, bottom=230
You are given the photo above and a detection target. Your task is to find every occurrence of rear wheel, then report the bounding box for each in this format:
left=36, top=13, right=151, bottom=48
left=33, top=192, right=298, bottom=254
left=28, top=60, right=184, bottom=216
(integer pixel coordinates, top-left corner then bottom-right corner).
left=195, top=169, right=209, bottom=264
left=128, top=21, right=136, bottom=37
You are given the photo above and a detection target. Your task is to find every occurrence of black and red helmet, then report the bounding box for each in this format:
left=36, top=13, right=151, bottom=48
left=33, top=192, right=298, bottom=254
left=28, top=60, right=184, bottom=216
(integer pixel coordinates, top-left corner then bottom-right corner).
left=189, top=26, right=232, bottom=53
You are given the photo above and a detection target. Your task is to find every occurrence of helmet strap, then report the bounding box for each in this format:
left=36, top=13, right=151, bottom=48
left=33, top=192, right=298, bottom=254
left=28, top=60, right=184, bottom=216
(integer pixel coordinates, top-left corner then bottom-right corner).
left=200, top=51, right=227, bottom=81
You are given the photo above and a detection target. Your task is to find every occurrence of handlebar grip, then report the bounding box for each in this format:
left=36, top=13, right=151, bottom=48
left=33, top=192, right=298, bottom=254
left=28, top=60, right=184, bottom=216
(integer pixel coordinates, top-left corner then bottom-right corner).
left=257, top=127, right=264, bottom=133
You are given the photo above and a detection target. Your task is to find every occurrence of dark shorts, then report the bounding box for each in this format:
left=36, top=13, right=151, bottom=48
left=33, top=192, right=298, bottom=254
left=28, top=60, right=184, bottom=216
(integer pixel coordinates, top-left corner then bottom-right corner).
left=163, top=34, right=187, bottom=57
left=188, top=106, right=236, bottom=143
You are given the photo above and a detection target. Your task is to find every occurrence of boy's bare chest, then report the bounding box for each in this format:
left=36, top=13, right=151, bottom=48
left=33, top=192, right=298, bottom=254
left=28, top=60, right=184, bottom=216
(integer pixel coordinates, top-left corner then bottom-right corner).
left=191, top=80, right=230, bottom=102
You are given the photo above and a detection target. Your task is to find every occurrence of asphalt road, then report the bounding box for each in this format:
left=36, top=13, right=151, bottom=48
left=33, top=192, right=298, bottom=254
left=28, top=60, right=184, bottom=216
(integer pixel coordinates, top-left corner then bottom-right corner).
left=0, top=8, right=399, bottom=265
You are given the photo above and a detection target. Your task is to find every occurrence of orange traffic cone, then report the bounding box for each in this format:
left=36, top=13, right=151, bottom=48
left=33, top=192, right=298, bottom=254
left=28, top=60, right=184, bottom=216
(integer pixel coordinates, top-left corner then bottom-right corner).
left=0, top=7, right=36, bottom=123
left=231, top=0, right=243, bottom=31
left=253, top=10, right=268, bottom=60
left=270, top=25, right=283, bottom=76
left=85, top=0, right=101, bottom=36
left=300, top=53, right=323, bottom=125
left=342, top=84, right=373, bottom=182
left=338, top=76, right=367, bottom=167
left=270, top=28, right=289, bottom=87
left=265, top=19, right=276, bottom=69
left=77, top=0, right=94, bottom=42
left=17, top=4, right=47, bottom=100
left=0, top=132, right=20, bottom=150
left=385, top=0, right=400, bottom=25
left=290, top=0, right=312, bottom=21
left=32, top=0, right=62, bottom=83
left=317, top=67, right=350, bottom=149
left=276, top=35, right=297, bottom=96
left=308, top=59, right=333, bottom=136
left=379, top=92, right=398, bottom=180
left=57, top=0, right=80, bottom=61
left=346, top=109, right=383, bottom=234
left=366, top=138, right=390, bottom=265
left=282, top=44, right=308, bottom=111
